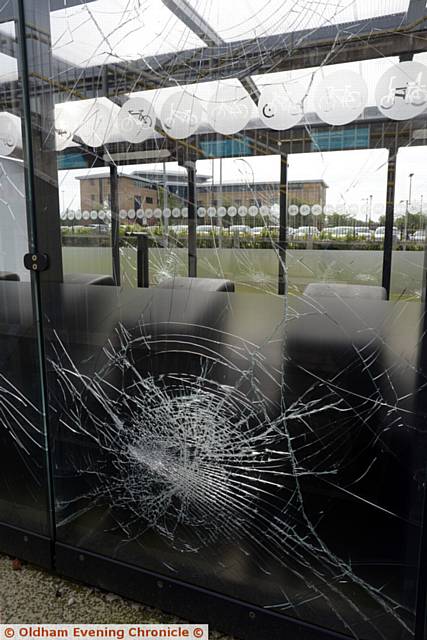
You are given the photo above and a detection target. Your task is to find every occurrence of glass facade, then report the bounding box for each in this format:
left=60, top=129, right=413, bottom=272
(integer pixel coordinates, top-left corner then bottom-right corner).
left=1, top=1, right=427, bottom=638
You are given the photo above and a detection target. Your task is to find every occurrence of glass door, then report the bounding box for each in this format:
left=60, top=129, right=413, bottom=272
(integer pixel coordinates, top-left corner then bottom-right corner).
left=0, top=2, right=53, bottom=566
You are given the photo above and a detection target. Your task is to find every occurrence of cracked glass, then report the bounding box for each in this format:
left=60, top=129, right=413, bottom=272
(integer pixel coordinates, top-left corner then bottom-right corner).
left=2, top=0, right=427, bottom=638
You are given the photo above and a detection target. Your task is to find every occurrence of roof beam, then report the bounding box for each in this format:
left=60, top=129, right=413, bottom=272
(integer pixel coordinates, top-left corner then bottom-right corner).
left=0, top=0, right=98, bottom=24
left=2, top=10, right=427, bottom=105
left=161, top=0, right=260, bottom=101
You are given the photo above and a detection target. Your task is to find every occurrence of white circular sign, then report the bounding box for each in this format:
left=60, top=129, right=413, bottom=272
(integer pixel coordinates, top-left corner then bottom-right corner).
left=119, top=209, right=127, bottom=219
left=145, top=208, right=153, bottom=218
left=154, top=208, right=162, bottom=219
left=207, top=207, right=216, bottom=218
left=136, top=208, right=144, bottom=219
left=160, top=91, right=203, bottom=139
left=82, top=210, right=90, bottom=220
left=75, top=210, right=82, bottom=220
left=0, top=113, right=18, bottom=156
left=90, top=210, right=98, bottom=220
left=376, top=62, right=427, bottom=120
left=314, top=71, right=368, bottom=126
left=117, top=97, right=155, bottom=143
left=312, top=204, right=322, bottom=216
left=67, top=211, right=75, bottom=220
left=77, top=101, right=115, bottom=147
left=55, top=114, right=74, bottom=151
left=98, top=210, right=105, bottom=220
left=260, top=205, right=270, bottom=217
left=207, top=84, right=252, bottom=135
left=258, top=83, right=303, bottom=130
left=228, top=206, right=237, bottom=217
left=181, top=207, right=188, bottom=218
left=397, top=201, right=407, bottom=214
left=238, top=206, right=247, bottom=217
left=128, top=209, right=136, bottom=219
left=288, top=204, right=299, bottom=217
left=60, top=213, right=67, bottom=221
left=300, top=204, right=311, bottom=216
left=163, top=208, right=171, bottom=218
left=409, top=202, right=420, bottom=214
left=248, top=206, right=258, bottom=216
left=197, top=207, right=206, bottom=218
left=172, top=207, right=181, bottom=218
left=217, top=206, right=226, bottom=217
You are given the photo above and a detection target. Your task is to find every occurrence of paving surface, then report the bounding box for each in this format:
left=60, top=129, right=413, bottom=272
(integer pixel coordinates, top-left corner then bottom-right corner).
left=0, top=554, right=233, bottom=639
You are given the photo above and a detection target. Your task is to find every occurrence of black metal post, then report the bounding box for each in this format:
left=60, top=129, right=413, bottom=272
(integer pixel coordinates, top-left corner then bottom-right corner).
left=186, top=160, right=197, bottom=277
left=382, top=147, right=397, bottom=299
left=137, top=234, right=149, bottom=288
left=16, top=1, right=63, bottom=283
left=278, top=154, right=288, bottom=295
left=110, top=164, right=121, bottom=286
left=15, top=0, right=61, bottom=563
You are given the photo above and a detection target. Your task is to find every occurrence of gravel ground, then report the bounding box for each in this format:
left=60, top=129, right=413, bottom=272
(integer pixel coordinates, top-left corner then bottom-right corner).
left=0, top=554, right=233, bottom=639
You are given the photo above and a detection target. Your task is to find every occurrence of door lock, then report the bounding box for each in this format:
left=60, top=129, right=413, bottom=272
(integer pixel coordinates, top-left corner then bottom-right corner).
left=23, top=253, right=49, bottom=272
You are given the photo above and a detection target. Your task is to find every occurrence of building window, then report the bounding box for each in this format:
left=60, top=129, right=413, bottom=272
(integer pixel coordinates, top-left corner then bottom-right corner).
left=145, top=196, right=153, bottom=204
left=91, top=194, right=96, bottom=202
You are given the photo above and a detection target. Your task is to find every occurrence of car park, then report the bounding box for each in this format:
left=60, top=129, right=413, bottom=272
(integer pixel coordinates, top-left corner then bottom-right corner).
left=293, top=226, right=320, bottom=239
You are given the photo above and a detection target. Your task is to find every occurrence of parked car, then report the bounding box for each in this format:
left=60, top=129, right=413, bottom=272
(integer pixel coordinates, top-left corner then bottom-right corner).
left=251, top=227, right=266, bottom=237
left=89, top=223, right=109, bottom=233
left=293, top=226, right=320, bottom=239
left=354, top=226, right=373, bottom=240
left=374, top=226, right=399, bottom=241
left=170, top=225, right=188, bottom=234
left=410, top=230, right=426, bottom=242
left=197, top=225, right=220, bottom=235
left=229, top=225, right=251, bottom=236
left=328, top=226, right=355, bottom=239
left=250, top=226, right=286, bottom=237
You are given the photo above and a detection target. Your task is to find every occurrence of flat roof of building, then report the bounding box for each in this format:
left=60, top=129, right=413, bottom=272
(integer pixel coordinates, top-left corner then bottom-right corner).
left=76, top=172, right=328, bottom=189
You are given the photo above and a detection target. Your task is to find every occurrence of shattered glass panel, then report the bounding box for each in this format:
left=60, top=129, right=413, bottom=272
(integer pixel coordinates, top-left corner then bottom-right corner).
left=4, top=0, right=427, bottom=638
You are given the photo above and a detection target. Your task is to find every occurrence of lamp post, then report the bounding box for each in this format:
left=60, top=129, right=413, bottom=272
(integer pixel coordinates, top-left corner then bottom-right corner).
left=163, top=161, right=169, bottom=247
left=404, top=173, right=414, bottom=249
left=363, top=197, right=369, bottom=224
